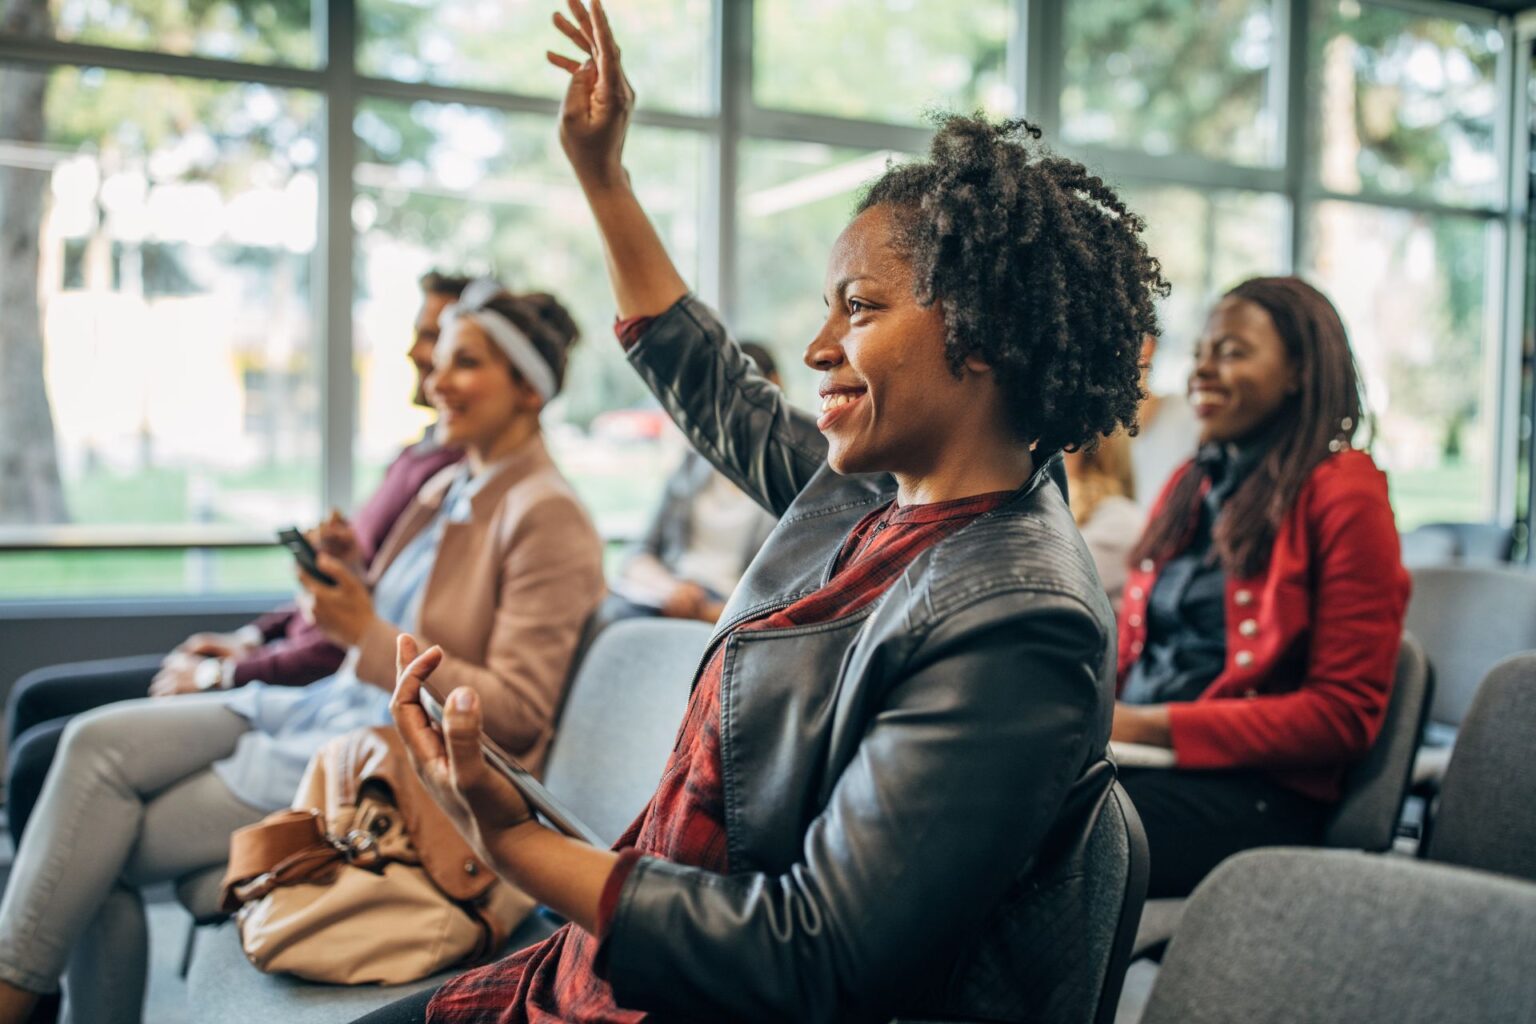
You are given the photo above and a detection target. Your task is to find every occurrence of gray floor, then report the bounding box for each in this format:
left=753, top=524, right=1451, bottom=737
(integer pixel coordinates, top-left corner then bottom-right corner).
left=142, top=902, right=193, bottom=1024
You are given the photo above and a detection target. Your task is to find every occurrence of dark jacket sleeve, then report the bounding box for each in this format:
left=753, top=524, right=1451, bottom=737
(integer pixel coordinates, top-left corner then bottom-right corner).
left=594, top=591, right=1106, bottom=1024
left=626, top=296, right=828, bottom=517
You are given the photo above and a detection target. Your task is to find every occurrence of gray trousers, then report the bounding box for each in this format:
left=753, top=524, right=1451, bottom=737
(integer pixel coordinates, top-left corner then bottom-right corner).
left=0, top=695, right=265, bottom=1024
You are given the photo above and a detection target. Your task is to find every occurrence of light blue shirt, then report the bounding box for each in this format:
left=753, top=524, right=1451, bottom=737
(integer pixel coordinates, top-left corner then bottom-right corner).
left=213, top=466, right=485, bottom=811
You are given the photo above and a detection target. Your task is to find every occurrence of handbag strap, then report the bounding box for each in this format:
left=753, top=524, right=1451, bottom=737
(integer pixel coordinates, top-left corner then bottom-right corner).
left=220, top=809, right=337, bottom=912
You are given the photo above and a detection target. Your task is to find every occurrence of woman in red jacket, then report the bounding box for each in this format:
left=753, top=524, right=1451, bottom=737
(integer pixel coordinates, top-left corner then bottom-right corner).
left=1112, top=276, right=1410, bottom=898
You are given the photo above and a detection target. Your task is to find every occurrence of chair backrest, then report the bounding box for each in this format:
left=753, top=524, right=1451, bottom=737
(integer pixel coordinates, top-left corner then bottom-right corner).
left=1089, top=782, right=1150, bottom=1024
left=1321, top=631, right=1433, bottom=850
left=1398, top=525, right=1458, bottom=567
left=1436, top=520, right=1515, bottom=563
left=1140, top=849, right=1536, bottom=1024
left=541, top=618, right=711, bottom=846
left=1403, top=565, right=1536, bottom=727
left=1424, top=653, right=1536, bottom=883
left=897, top=778, right=1148, bottom=1024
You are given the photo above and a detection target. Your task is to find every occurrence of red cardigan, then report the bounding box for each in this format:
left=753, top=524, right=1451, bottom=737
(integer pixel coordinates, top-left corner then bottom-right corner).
left=1117, top=449, right=1411, bottom=802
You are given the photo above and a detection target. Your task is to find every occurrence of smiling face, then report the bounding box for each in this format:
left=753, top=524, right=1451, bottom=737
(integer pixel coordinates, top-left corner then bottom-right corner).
left=426, top=319, right=539, bottom=453
left=807, top=204, right=1010, bottom=487
left=1188, top=296, right=1300, bottom=445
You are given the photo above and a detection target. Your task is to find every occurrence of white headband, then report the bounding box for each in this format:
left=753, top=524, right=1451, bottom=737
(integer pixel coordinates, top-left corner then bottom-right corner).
left=441, top=279, right=559, bottom=402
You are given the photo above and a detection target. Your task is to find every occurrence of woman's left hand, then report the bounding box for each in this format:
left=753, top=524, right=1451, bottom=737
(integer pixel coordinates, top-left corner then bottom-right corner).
left=1111, top=701, right=1173, bottom=747
left=297, top=553, right=378, bottom=647
left=391, top=635, right=535, bottom=858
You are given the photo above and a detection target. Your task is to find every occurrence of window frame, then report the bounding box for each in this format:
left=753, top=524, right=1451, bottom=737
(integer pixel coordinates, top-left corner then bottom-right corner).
left=0, top=0, right=1526, bottom=600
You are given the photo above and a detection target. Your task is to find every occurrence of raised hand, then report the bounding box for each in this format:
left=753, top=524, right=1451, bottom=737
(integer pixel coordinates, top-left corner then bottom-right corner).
left=547, top=0, right=634, bottom=189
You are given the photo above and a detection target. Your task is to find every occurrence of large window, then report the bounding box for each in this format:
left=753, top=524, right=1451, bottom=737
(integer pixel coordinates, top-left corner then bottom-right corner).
left=1305, top=203, right=1496, bottom=526
left=1311, top=0, right=1502, bottom=206
left=0, top=0, right=1526, bottom=599
left=1301, top=0, right=1506, bottom=527
left=358, top=0, right=713, bottom=113
left=1118, top=185, right=1290, bottom=393
left=753, top=0, right=1014, bottom=125
left=734, top=140, right=907, bottom=399
left=1062, top=0, right=1278, bottom=165
left=0, top=61, right=321, bottom=595
left=352, top=98, right=705, bottom=539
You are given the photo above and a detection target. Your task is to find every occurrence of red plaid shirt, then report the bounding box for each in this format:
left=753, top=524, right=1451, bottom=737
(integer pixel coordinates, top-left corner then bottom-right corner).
left=427, top=488, right=1011, bottom=1024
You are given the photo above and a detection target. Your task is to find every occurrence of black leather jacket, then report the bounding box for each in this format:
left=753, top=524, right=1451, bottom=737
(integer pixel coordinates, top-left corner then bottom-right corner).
left=596, top=296, right=1116, bottom=1023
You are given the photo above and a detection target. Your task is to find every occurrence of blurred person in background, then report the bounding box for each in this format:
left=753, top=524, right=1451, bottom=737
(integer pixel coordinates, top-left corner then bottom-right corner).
left=0, top=283, right=604, bottom=1024
left=3, top=271, right=471, bottom=843
left=605, top=340, right=781, bottom=624
left=1063, top=431, right=1141, bottom=605
left=1131, top=332, right=1200, bottom=509
left=1112, top=277, right=1409, bottom=898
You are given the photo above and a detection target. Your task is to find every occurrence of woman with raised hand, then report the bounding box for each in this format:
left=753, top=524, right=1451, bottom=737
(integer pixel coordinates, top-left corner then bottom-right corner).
left=1112, top=277, right=1410, bottom=898
left=0, top=285, right=604, bottom=1024
left=360, top=2, right=1167, bottom=1022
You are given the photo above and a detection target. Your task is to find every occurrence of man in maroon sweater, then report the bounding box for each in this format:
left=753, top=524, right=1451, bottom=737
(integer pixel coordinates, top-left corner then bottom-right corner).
left=3, top=271, right=469, bottom=840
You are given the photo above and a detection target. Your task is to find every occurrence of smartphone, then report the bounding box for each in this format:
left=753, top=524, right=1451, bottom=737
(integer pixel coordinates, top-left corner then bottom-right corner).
left=418, top=684, right=602, bottom=847
left=277, top=527, right=338, bottom=586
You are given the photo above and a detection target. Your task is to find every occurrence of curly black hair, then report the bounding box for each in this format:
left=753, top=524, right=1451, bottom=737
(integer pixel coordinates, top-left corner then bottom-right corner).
left=857, top=115, right=1168, bottom=453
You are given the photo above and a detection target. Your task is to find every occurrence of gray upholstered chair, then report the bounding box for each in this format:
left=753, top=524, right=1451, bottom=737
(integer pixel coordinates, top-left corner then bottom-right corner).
left=1422, top=652, right=1536, bottom=884
left=1417, top=521, right=1515, bottom=564
left=184, top=617, right=710, bottom=1024
left=1404, top=565, right=1536, bottom=786
left=1139, top=849, right=1536, bottom=1024
left=896, top=780, right=1148, bottom=1024
left=1398, top=525, right=1458, bottom=567
left=1131, top=631, right=1433, bottom=961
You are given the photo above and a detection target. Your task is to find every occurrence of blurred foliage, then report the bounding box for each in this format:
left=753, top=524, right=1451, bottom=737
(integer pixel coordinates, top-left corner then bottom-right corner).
left=753, top=0, right=1013, bottom=124
left=35, top=0, right=316, bottom=63
left=354, top=97, right=705, bottom=427
left=1062, top=0, right=1275, bottom=164
left=358, top=0, right=712, bottom=114
left=1311, top=0, right=1500, bottom=205
left=0, top=0, right=1515, bottom=566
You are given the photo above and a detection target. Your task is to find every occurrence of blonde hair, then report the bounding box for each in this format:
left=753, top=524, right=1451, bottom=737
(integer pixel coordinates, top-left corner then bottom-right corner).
left=1065, top=431, right=1136, bottom=526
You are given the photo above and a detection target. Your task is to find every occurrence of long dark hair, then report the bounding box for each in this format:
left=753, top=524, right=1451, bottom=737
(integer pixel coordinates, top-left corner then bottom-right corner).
left=1130, top=277, right=1367, bottom=578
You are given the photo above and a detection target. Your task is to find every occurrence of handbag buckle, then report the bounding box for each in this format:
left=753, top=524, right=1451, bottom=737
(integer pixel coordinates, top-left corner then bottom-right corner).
left=336, top=829, right=383, bottom=868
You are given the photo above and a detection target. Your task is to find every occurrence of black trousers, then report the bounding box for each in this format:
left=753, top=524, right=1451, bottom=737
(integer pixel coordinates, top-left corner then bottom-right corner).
left=350, top=985, right=439, bottom=1024
left=1119, top=767, right=1332, bottom=898
left=4, top=654, right=162, bottom=839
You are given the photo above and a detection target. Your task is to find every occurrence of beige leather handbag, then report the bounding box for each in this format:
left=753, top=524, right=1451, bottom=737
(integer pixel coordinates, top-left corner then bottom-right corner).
left=219, top=727, right=534, bottom=985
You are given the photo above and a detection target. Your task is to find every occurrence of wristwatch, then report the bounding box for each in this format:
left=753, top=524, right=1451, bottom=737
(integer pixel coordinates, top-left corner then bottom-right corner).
left=194, top=657, right=233, bottom=691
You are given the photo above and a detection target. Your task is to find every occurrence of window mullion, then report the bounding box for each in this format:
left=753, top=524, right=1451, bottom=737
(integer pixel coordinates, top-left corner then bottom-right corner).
left=320, top=0, right=358, bottom=515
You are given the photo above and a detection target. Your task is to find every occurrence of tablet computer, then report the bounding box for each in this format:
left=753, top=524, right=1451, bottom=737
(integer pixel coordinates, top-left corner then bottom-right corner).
left=418, top=683, right=604, bottom=847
